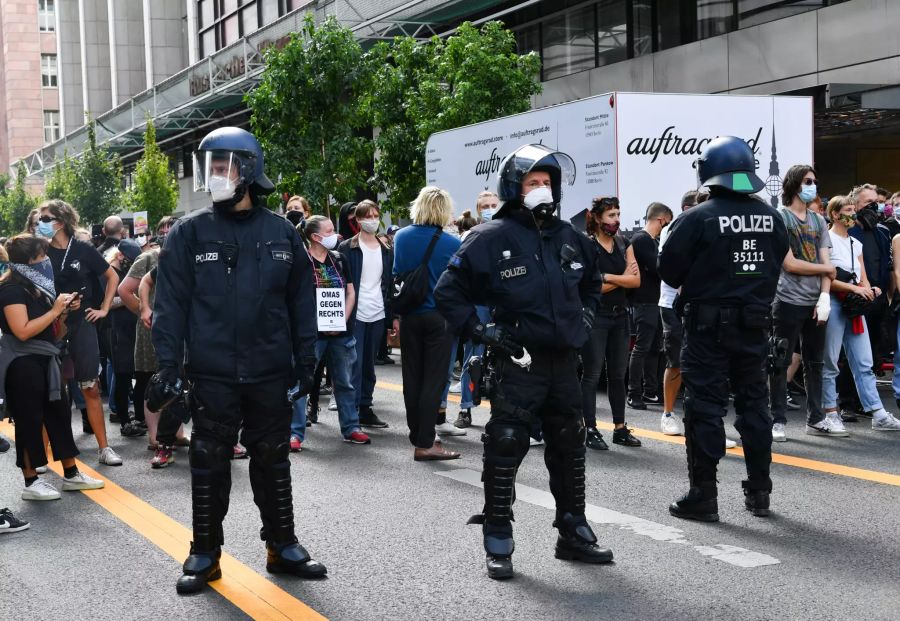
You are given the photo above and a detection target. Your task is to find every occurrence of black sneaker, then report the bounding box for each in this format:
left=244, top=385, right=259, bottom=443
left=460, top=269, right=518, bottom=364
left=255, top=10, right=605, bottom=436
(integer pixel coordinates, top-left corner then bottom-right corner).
left=375, top=356, right=396, bottom=366
left=0, top=507, right=30, bottom=534
left=626, top=396, right=647, bottom=410
left=454, top=409, right=472, bottom=429
left=840, top=409, right=859, bottom=423
left=109, top=412, right=121, bottom=423
left=612, top=425, right=642, bottom=447
left=786, top=394, right=801, bottom=410
left=642, top=393, right=662, bottom=406
left=307, top=402, right=319, bottom=424
left=585, top=427, right=608, bottom=451
left=0, top=435, right=9, bottom=454
left=120, top=421, right=147, bottom=438
left=359, top=406, right=389, bottom=428
left=787, top=378, right=806, bottom=396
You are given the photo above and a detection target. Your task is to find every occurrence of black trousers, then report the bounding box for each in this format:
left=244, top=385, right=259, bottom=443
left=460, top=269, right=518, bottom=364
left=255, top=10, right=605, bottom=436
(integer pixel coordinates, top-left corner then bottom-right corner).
left=681, top=316, right=772, bottom=490
left=627, top=303, right=662, bottom=399
left=484, top=349, right=586, bottom=524
left=768, top=300, right=825, bottom=426
left=399, top=312, right=453, bottom=448
left=580, top=314, right=629, bottom=426
left=7, top=355, right=79, bottom=469
left=188, top=377, right=294, bottom=550
left=132, top=371, right=154, bottom=423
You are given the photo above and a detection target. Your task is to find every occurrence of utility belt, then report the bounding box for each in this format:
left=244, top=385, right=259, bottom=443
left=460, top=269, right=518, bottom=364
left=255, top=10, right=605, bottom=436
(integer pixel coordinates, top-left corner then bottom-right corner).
left=596, top=304, right=627, bottom=317
left=681, top=302, right=771, bottom=333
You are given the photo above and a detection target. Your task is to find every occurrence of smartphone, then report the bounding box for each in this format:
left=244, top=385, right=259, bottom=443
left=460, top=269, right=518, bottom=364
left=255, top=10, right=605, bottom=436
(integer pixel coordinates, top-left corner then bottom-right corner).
left=67, top=286, right=87, bottom=307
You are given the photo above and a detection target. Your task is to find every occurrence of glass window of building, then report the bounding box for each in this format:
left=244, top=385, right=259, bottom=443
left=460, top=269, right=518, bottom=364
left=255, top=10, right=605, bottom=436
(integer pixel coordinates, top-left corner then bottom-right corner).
left=223, top=14, right=239, bottom=46
left=199, top=0, right=214, bottom=28
left=41, top=54, right=57, bottom=87
left=631, top=0, right=653, bottom=57
left=43, top=110, right=60, bottom=143
left=542, top=5, right=596, bottom=81
left=697, top=0, right=735, bottom=40
left=596, top=0, right=627, bottom=66
left=738, top=0, right=825, bottom=28
left=38, top=0, right=55, bottom=32
left=223, top=0, right=239, bottom=15
left=261, top=0, right=280, bottom=25
left=242, top=4, right=259, bottom=34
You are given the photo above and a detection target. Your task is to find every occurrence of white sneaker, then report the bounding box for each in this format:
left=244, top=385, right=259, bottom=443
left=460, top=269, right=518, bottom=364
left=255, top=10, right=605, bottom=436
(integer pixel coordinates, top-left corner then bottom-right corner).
left=21, top=479, right=61, bottom=501
left=724, top=438, right=737, bottom=449
left=62, top=471, right=105, bottom=491
left=772, top=422, right=787, bottom=442
left=328, top=398, right=338, bottom=412
left=35, top=466, right=48, bottom=474
left=529, top=437, right=544, bottom=447
left=435, top=421, right=466, bottom=436
left=872, top=410, right=900, bottom=431
left=660, top=412, right=684, bottom=436
left=449, top=381, right=461, bottom=394
left=806, top=416, right=849, bottom=437
left=825, top=411, right=850, bottom=436
left=98, top=446, right=123, bottom=466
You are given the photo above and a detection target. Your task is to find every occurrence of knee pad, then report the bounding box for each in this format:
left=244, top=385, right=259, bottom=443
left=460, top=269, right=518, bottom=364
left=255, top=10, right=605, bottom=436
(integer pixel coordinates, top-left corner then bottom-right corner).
left=556, top=416, right=586, bottom=448
left=483, top=424, right=529, bottom=460
left=248, top=435, right=290, bottom=467
left=189, top=436, right=232, bottom=470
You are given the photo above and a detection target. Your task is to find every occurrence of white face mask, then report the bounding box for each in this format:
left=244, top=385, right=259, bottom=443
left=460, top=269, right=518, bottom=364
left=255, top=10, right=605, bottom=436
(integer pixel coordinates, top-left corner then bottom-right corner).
left=208, top=175, right=236, bottom=202
left=480, top=208, right=497, bottom=221
left=522, top=186, right=554, bottom=211
left=135, top=235, right=147, bottom=247
left=359, top=219, right=380, bottom=234
left=318, top=233, right=339, bottom=250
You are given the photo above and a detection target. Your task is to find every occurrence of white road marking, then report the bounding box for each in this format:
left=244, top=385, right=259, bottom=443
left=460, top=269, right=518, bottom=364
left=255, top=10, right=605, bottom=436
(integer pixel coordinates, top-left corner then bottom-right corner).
left=436, top=468, right=780, bottom=569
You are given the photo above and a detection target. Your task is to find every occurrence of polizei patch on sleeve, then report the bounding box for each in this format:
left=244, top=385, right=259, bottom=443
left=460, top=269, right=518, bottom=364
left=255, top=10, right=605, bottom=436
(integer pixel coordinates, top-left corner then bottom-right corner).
left=500, top=265, right=527, bottom=280
left=195, top=252, right=219, bottom=264
left=271, top=250, right=293, bottom=263
left=718, top=214, right=774, bottom=234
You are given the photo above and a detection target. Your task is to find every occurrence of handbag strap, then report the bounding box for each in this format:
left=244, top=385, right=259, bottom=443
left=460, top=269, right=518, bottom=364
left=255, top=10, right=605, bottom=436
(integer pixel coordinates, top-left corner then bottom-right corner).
left=419, top=226, right=443, bottom=267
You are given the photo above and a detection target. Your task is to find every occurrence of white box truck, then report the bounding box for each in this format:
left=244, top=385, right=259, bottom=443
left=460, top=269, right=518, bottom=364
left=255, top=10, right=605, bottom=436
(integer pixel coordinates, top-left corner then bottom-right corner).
left=425, top=91, right=814, bottom=233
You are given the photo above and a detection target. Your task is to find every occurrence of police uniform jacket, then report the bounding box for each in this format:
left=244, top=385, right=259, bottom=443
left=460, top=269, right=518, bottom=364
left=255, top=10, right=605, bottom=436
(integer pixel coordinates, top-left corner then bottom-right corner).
left=152, top=205, right=316, bottom=383
left=435, top=204, right=603, bottom=351
left=658, top=192, right=789, bottom=307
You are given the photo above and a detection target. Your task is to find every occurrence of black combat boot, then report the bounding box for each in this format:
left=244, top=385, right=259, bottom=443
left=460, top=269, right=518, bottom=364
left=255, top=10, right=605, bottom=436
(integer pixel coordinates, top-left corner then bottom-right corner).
left=554, top=512, right=613, bottom=563
left=742, top=480, right=771, bottom=517
left=176, top=544, right=222, bottom=594
left=669, top=482, right=719, bottom=522
left=266, top=540, right=328, bottom=577
left=476, top=518, right=514, bottom=580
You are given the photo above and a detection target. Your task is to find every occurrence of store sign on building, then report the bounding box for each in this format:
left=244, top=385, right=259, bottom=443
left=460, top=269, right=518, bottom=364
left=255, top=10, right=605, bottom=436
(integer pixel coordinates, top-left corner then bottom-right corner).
left=190, top=54, right=247, bottom=96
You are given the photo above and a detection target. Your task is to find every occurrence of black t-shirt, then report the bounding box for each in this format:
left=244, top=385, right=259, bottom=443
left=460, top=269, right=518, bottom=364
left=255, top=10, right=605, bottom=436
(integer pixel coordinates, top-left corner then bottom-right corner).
left=48, top=238, right=110, bottom=323
left=0, top=281, right=56, bottom=343
left=594, top=235, right=629, bottom=308
left=629, top=230, right=662, bottom=304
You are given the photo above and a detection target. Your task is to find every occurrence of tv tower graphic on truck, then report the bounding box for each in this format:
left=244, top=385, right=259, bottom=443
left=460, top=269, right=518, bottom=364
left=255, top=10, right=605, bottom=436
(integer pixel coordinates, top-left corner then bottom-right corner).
left=764, top=126, right=782, bottom=209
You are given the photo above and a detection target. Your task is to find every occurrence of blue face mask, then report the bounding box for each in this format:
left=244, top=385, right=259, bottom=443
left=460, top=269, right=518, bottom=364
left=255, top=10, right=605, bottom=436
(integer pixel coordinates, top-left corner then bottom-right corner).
left=799, top=184, right=817, bottom=203
left=37, top=220, right=56, bottom=238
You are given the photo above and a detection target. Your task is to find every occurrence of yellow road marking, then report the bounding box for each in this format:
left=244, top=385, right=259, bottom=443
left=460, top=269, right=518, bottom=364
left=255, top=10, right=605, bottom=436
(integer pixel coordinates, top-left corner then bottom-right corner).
left=375, top=380, right=900, bottom=488
left=0, top=420, right=327, bottom=621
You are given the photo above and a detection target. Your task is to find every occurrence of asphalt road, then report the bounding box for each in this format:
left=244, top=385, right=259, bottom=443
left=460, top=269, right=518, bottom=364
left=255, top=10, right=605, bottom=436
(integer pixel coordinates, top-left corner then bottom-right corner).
left=2, top=356, right=899, bottom=621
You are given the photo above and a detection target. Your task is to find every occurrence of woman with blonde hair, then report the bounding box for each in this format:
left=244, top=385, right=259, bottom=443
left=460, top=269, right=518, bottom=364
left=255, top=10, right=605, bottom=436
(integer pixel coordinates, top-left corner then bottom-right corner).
left=392, top=186, right=462, bottom=461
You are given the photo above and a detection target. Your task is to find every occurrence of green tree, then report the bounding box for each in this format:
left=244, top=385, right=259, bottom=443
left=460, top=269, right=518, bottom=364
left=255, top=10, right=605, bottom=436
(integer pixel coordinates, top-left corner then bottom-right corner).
left=0, top=162, right=39, bottom=236
left=363, top=21, right=542, bottom=216
left=246, top=15, right=371, bottom=216
left=126, top=119, right=179, bottom=228
left=44, top=150, right=78, bottom=204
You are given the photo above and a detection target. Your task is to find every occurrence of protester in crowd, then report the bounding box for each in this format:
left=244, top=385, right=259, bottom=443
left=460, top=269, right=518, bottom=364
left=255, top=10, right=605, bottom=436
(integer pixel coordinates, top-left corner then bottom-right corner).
left=769, top=165, right=837, bottom=442
left=98, top=216, right=126, bottom=254
left=823, top=196, right=900, bottom=431
left=24, top=209, right=39, bottom=235
left=0, top=235, right=105, bottom=500
left=626, top=202, right=672, bottom=409
left=393, top=186, right=461, bottom=460
left=808, top=195, right=825, bottom=217
left=105, top=239, right=145, bottom=438
left=0, top=246, right=10, bottom=454
left=581, top=196, right=641, bottom=450
left=39, top=199, right=123, bottom=466
left=293, top=215, right=369, bottom=447
left=338, top=201, right=360, bottom=240
left=338, top=200, right=395, bottom=430
left=475, top=191, right=500, bottom=222
left=285, top=195, right=311, bottom=231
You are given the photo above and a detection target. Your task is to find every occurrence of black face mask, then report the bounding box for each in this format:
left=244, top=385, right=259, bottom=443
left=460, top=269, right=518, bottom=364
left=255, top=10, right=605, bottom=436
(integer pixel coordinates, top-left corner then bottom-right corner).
left=120, top=259, right=133, bottom=272
left=857, top=208, right=878, bottom=231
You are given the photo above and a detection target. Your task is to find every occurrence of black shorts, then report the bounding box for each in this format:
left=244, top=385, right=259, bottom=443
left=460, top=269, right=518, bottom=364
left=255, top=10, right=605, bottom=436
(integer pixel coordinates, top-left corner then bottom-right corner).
left=660, top=306, right=683, bottom=369
left=65, top=320, right=101, bottom=384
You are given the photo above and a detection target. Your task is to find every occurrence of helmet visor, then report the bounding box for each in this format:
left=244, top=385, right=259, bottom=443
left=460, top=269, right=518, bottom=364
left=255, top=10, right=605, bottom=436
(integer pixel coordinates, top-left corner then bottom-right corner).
left=193, top=151, right=243, bottom=194
left=503, top=145, right=577, bottom=187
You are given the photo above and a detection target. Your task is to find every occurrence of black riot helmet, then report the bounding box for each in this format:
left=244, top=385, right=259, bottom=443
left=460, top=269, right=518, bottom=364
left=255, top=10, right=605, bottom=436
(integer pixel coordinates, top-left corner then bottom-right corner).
left=496, top=144, right=576, bottom=204
left=193, top=127, right=275, bottom=209
left=695, top=136, right=764, bottom=194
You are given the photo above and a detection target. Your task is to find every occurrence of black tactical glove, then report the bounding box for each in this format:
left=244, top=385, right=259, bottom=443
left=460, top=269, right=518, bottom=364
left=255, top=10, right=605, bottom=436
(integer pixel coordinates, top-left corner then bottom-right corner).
left=582, top=307, right=596, bottom=332
left=472, top=323, right=523, bottom=358
left=294, top=357, right=317, bottom=399
left=146, top=365, right=184, bottom=412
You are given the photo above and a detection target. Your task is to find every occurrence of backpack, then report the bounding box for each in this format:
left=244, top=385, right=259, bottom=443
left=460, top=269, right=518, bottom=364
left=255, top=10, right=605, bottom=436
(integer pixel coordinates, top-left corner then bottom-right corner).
left=390, top=227, right=442, bottom=316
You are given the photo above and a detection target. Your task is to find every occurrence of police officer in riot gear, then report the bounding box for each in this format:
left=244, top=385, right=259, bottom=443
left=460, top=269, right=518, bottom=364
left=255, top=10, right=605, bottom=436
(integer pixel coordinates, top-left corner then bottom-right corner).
left=435, top=144, right=611, bottom=580
left=150, top=127, right=325, bottom=594
left=658, top=136, right=789, bottom=521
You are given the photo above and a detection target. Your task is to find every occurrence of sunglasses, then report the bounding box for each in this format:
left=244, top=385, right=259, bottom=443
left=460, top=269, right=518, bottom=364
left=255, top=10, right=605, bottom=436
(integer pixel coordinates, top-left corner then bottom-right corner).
left=38, top=216, right=57, bottom=223
left=802, top=178, right=817, bottom=186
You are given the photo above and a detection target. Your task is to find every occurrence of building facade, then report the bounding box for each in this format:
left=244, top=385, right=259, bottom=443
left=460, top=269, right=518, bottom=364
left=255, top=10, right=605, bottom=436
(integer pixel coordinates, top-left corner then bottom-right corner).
left=8, top=0, right=900, bottom=212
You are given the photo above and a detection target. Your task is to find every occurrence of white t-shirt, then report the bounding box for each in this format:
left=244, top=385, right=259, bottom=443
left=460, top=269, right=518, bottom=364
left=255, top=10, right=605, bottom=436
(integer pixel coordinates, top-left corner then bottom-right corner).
left=658, top=210, right=681, bottom=308
left=356, top=240, right=385, bottom=323
left=828, top=231, right=864, bottom=282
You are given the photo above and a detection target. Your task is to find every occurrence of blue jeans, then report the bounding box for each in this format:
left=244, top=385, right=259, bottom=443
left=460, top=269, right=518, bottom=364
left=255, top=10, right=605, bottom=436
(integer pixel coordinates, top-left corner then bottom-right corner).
left=440, top=306, right=490, bottom=410
left=352, top=318, right=384, bottom=411
left=823, top=297, right=882, bottom=412
left=107, top=362, right=117, bottom=413
left=318, top=335, right=359, bottom=437
left=290, top=393, right=309, bottom=440
left=892, top=319, right=900, bottom=399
